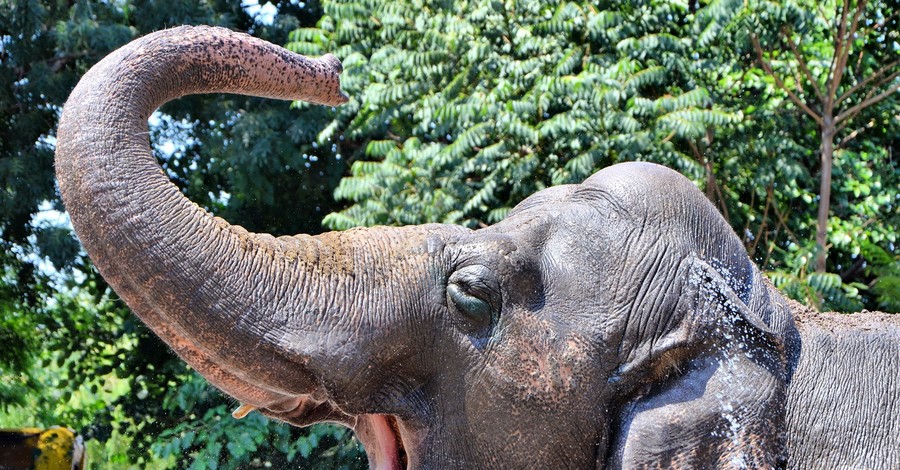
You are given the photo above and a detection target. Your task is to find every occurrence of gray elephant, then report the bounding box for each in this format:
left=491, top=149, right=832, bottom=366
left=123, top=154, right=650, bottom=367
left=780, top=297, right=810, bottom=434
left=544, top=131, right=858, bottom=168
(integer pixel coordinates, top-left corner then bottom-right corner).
left=55, top=26, right=898, bottom=469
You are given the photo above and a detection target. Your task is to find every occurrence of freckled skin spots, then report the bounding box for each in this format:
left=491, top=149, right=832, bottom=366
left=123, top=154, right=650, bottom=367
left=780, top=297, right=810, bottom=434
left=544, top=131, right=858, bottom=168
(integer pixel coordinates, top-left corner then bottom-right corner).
left=56, top=26, right=900, bottom=469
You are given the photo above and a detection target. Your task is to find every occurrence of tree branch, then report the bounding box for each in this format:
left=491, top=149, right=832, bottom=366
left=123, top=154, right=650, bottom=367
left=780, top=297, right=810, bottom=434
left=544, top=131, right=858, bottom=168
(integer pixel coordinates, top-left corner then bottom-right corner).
left=742, top=188, right=757, bottom=248
left=769, top=188, right=801, bottom=246
left=748, top=187, right=772, bottom=257
left=835, top=81, right=900, bottom=124
left=840, top=256, right=867, bottom=284
left=829, top=0, right=867, bottom=105
left=858, top=9, right=899, bottom=36
left=782, top=27, right=825, bottom=103
left=687, top=138, right=714, bottom=197
left=836, top=59, right=900, bottom=105
left=853, top=49, right=865, bottom=81
left=688, top=133, right=731, bottom=224
left=751, top=35, right=824, bottom=126
left=848, top=0, right=867, bottom=39
left=826, top=0, right=852, bottom=101
left=836, top=120, right=871, bottom=149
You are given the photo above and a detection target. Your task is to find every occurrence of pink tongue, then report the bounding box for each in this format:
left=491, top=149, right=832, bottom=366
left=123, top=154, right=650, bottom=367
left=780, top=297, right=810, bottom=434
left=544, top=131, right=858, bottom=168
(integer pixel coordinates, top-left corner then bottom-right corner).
left=371, top=415, right=402, bottom=470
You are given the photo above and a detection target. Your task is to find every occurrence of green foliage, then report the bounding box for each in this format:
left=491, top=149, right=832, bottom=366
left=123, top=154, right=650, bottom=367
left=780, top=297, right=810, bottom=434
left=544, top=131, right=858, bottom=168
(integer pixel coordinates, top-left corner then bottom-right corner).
left=0, top=0, right=136, bottom=410
left=292, top=0, right=743, bottom=229
left=149, top=374, right=364, bottom=470
left=0, top=278, right=36, bottom=406
left=295, top=0, right=898, bottom=312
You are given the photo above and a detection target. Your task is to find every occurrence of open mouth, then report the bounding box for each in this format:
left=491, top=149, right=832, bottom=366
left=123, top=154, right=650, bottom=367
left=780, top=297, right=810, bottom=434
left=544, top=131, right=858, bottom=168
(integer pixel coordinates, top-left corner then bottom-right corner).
left=362, top=414, right=409, bottom=470
left=246, top=399, right=413, bottom=469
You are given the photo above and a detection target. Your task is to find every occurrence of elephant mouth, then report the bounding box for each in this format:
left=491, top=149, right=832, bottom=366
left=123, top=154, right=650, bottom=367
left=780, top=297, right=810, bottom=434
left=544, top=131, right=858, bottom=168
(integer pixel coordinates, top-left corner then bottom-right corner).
left=361, top=414, right=409, bottom=470
left=258, top=397, right=413, bottom=469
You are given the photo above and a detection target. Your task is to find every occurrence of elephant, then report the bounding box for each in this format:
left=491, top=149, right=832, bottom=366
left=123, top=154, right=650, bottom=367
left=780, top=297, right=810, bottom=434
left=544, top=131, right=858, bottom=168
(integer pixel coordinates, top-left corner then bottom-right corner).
left=55, top=26, right=899, bottom=469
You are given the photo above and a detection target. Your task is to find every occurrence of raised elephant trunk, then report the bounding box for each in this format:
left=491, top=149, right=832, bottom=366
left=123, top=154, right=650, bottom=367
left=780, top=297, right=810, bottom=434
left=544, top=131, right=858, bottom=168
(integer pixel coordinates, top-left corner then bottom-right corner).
left=56, top=26, right=381, bottom=413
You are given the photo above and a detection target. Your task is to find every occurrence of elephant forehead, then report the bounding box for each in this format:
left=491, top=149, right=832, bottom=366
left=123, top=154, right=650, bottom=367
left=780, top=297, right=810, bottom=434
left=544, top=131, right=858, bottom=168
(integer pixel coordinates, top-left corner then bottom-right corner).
left=486, top=201, right=603, bottom=258
left=452, top=232, right=519, bottom=257
left=582, top=161, right=698, bottom=200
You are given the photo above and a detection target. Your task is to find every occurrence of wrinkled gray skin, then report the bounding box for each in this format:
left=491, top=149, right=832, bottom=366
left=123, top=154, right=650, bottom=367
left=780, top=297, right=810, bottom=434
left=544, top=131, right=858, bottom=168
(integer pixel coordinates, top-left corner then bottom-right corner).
left=56, top=26, right=899, bottom=469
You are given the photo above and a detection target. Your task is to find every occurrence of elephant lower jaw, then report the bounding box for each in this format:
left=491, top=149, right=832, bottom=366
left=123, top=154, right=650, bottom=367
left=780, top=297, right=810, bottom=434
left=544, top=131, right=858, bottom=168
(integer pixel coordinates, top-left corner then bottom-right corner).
left=260, top=397, right=415, bottom=470
left=356, top=414, right=410, bottom=470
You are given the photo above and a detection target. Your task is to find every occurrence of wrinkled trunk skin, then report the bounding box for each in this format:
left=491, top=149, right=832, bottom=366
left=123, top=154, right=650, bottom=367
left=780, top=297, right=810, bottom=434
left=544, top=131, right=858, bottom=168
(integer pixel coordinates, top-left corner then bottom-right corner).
left=55, top=26, right=424, bottom=415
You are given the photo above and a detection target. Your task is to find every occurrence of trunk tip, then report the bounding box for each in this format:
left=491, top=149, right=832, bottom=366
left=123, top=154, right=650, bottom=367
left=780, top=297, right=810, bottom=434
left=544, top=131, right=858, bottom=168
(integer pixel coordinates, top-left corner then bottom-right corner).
left=318, top=54, right=349, bottom=105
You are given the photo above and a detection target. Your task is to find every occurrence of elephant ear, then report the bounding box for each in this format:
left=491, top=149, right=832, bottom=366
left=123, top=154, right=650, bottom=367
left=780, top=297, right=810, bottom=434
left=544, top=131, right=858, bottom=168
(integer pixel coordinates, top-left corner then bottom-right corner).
left=608, top=256, right=789, bottom=469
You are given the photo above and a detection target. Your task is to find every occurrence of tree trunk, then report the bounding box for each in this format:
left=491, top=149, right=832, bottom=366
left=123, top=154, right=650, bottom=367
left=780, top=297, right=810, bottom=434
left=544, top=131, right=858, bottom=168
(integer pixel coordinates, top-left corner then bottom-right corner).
left=816, top=117, right=835, bottom=273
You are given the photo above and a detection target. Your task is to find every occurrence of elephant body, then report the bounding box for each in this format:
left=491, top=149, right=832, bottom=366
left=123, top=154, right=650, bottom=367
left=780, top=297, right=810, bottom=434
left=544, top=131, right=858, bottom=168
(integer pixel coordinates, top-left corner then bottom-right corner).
left=55, top=26, right=899, bottom=469
left=786, top=303, right=900, bottom=468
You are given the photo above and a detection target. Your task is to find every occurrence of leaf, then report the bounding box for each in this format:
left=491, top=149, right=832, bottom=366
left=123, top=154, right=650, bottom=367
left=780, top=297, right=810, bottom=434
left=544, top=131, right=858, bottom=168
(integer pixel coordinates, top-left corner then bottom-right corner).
left=623, top=65, right=666, bottom=90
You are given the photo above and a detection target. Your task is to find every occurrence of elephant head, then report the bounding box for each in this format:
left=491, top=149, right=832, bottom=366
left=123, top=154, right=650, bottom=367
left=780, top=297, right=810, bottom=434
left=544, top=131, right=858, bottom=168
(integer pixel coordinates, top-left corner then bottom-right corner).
left=56, top=26, right=796, bottom=468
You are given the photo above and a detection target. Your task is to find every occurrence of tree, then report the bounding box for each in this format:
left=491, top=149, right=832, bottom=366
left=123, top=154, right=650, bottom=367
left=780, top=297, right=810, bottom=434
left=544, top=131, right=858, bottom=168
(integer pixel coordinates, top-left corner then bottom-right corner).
left=289, top=0, right=743, bottom=230
left=747, top=0, right=900, bottom=272
left=1, top=0, right=133, bottom=409
left=291, top=0, right=897, bottom=312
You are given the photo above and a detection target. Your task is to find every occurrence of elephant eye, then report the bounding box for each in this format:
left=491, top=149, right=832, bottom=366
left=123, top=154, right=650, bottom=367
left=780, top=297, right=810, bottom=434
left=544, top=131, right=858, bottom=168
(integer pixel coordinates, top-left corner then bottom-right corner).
left=448, top=283, right=492, bottom=322
left=447, top=265, right=500, bottom=327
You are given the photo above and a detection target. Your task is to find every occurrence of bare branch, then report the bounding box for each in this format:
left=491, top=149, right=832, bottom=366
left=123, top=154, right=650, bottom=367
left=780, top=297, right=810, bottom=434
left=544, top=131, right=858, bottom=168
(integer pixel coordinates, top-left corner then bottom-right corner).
left=742, top=188, right=756, bottom=248
left=839, top=77, right=888, bottom=128
left=712, top=174, right=731, bottom=224
left=660, top=130, right=676, bottom=144
left=858, top=9, right=900, bottom=36
left=688, top=131, right=731, bottom=224
left=687, top=138, right=713, bottom=195
left=782, top=27, right=825, bottom=102
left=751, top=35, right=824, bottom=126
left=768, top=186, right=801, bottom=246
left=869, top=67, right=900, bottom=93
left=749, top=188, right=772, bottom=257
left=848, top=0, right=867, bottom=36
left=835, top=81, right=900, bottom=124
left=826, top=0, right=852, bottom=100
left=829, top=0, right=868, bottom=103
left=837, top=61, right=900, bottom=105
left=836, top=120, right=871, bottom=149
left=790, top=65, right=808, bottom=97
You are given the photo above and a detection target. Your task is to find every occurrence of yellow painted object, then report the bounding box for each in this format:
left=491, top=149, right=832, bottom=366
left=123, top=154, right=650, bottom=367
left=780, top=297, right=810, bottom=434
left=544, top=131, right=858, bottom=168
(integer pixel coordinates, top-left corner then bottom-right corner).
left=0, top=427, right=85, bottom=470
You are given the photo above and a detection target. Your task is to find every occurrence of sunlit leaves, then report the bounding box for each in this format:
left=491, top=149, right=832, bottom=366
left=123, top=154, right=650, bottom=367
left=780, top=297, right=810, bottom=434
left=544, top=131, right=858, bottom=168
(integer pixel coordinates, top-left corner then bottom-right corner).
left=302, top=0, right=747, bottom=229
left=150, top=378, right=362, bottom=470
left=300, top=0, right=897, bottom=313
